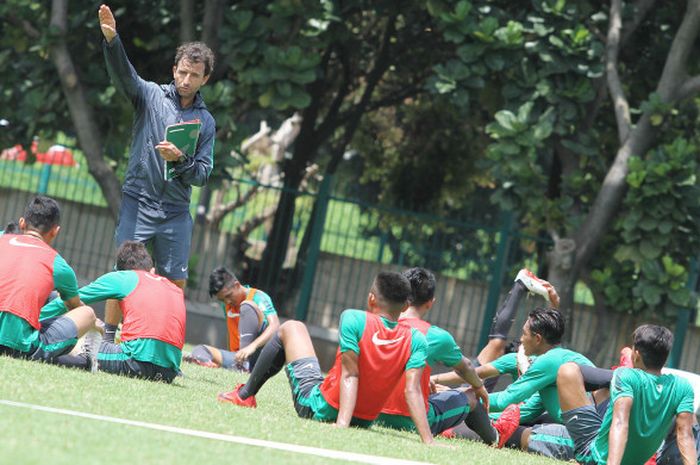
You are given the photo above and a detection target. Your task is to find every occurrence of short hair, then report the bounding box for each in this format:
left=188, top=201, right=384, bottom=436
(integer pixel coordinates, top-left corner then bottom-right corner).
left=527, top=307, right=565, bottom=345
left=371, top=271, right=412, bottom=312
left=23, top=196, right=60, bottom=234
left=632, top=324, right=673, bottom=370
left=402, top=267, right=436, bottom=306
left=174, top=42, right=215, bottom=76
left=116, top=241, right=153, bottom=271
left=4, top=221, right=19, bottom=234
left=209, top=266, right=237, bottom=297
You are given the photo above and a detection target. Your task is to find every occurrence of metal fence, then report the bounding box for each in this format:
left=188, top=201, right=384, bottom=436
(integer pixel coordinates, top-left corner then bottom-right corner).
left=1, top=155, right=699, bottom=372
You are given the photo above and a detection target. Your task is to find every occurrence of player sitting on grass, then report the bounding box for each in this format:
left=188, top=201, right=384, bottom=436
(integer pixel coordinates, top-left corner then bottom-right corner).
left=0, top=196, right=99, bottom=367
left=557, top=324, right=697, bottom=465
left=218, top=271, right=437, bottom=444
left=375, top=267, right=519, bottom=446
left=41, top=241, right=186, bottom=383
left=429, top=269, right=560, bottom=445
left=183, top=266, right=279, bottom=371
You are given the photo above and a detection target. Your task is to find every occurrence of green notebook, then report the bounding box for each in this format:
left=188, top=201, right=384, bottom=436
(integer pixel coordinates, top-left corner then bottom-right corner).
left=164, top=120, right=201, bottom=180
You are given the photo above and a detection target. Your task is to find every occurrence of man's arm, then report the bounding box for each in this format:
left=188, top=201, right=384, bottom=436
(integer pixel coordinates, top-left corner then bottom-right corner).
left=453, top=356, right=489, bottom=410
left=674, top=412, right=698, bottom=465
left=606, top=396, right=632, bottom=465
left=405, top=367, right=434, bottom=444
left=99, top=5, right=148, bottom=104
left=335, top=350, right=360, bottom=427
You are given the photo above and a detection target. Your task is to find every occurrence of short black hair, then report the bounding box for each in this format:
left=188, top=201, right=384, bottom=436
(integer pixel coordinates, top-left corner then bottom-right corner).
left=632, top=324, right=673, bottom=370
left=402, top=267, right=436, bottom=306
left=23, top=195, right=60, bottom=234
left=116, top=241, right=153, bottom=271
left=209, top=266, right=237, bottom=297
left=527, top=307, right=565, bottom=345
left=371, top=271, right=412, bottom=312
left=175, top=42, right=215, bottom=76
left=4, top=221, right=19, bottom=234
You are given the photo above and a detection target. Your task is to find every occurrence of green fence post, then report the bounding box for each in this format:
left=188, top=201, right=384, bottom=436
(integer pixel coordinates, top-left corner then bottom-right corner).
left=668, top=257, right=699, bottom=368
left=295, top=175, right=333, bottom=321
left=477, top=211, right=513, bottom=350
left=37, top=163, right=52, bottom=194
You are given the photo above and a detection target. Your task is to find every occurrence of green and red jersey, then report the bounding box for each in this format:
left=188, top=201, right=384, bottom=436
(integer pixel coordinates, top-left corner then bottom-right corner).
left=221, top=286, right=276, bottom=352
left=0, top=234, right=78, bottom=352
left=379, top=318, right=463, bottom=422
left=41, top=270, right=185, bottom=370
left=302, top=309, right=427, bottom=424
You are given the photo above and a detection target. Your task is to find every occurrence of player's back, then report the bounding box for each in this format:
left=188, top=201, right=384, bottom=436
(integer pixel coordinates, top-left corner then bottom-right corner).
left=119, top=270, right=186, bottom=348
left=0, top=234, right=57, bottom=328
left=320, top=310, right=425, bottom=421
left=593, top=367, right=695, bottom=465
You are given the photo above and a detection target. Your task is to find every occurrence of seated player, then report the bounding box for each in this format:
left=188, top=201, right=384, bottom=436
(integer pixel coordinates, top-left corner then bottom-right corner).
left=376, top=267, right=519, bottom=445
left=0, top=196, right=98, bottom=367
left=557, top=325, right=697, bottom=465
left=183, top=266, right=279, bottom=371
left=42, top=241, right=186, bottom=382
left=217, top=271, right=436, bottom=444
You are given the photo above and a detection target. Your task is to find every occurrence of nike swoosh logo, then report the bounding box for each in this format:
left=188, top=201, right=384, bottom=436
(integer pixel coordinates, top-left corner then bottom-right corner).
left=240, top=333, right=253, bottom=338
left=181, top=266, right=188, bottom=272
left=9, top=237, right=44, bottom=249
left=301, top=363, right=314, bottom=370
left=227, top=311, right=240, bottom=318
left=371, top=331, right=404, bottom=346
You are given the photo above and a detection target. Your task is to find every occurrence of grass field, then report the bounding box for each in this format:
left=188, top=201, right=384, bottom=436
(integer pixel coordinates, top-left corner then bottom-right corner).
left=0, top=354, right=568, bottom=465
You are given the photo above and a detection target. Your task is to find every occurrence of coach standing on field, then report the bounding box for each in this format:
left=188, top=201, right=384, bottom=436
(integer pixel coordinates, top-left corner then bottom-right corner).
left=98, top=4, right=215, bottom=290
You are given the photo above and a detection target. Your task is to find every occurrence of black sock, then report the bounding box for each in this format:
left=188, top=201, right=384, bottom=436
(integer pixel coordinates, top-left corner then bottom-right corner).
left=505, top=426, right=526, bottom=449
left=53, top=353, right=90, bottom=370
left=489, top=281, right=526, bottom=339
left=238, top=303, right=259, bottom=349
left=104, top=323, right=118, bottom=343
left=465, top=402, right=497, bottom=445
left=238, top=332, right=285, bottom=399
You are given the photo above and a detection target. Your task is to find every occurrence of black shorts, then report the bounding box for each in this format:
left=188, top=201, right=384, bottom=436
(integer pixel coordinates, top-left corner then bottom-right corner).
left=284, top=357, right=324, bottom=419
left=97, top=341, right=177, bottom=383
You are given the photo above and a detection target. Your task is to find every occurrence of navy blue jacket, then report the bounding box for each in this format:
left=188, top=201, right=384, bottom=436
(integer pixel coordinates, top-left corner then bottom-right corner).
left=103, top=35, right=215, bottom=211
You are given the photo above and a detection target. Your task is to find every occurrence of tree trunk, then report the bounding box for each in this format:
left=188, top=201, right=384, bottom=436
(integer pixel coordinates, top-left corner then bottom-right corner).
left=49, top=0, right=121, bottom=218
left=179, top=0, right=195, bottom=43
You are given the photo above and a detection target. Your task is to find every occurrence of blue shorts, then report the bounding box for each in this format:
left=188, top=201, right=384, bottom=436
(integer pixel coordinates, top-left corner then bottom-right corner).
left=427, top=390, right=471, bottom=435
left=115, top=193, right=193, bottom=280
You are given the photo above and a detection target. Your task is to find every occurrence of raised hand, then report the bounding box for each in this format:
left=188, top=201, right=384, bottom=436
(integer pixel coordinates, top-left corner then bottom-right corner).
left=98, top=4, right=117, bottom=43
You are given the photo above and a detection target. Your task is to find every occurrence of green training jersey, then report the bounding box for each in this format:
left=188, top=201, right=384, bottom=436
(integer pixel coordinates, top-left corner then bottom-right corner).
left=590, top=367, right=695, bottom=465
left=488, top=352, right=545, bottom=423
left=489, top=347, right=594, bottom=423
left=425, top=325, right=463, bottom=368
left=40, top=270, right=182, bottom=370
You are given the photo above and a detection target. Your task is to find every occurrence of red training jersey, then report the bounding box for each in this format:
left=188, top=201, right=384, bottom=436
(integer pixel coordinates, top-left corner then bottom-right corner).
left=0, top=234, right=58, bottom=329
left=119, top=270, right=186, bottom=348
left=320, top=312, right=416, bottom=420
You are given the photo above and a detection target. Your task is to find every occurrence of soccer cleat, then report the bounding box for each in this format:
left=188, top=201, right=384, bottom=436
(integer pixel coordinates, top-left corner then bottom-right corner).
left=493, top=403, right=521, bottom=448
left=515, top=269, right=560, bottom=308
left=182, top=352, right=218, bottom=368
left=82, top=330, right=102, bottom=374
left=440, top=427, right=457, bottom=439
left=218, top=384, right=257, bottom=408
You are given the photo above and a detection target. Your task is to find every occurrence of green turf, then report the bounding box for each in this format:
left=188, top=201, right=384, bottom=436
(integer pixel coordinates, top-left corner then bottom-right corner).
left=0, top=355, right=568, bottom=465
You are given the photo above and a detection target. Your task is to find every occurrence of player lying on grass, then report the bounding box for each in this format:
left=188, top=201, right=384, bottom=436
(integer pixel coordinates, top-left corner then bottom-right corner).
left=42, top=241, right=186, bottom=382
left=557, top=324, right=697, bottom=465
left=218, top=271, right=437, bottom=444
left=375, top=267, right=518, bottom=446
left=0, top=196, right=99, bottom=367
left=183, top=266, right=279, bottom=371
